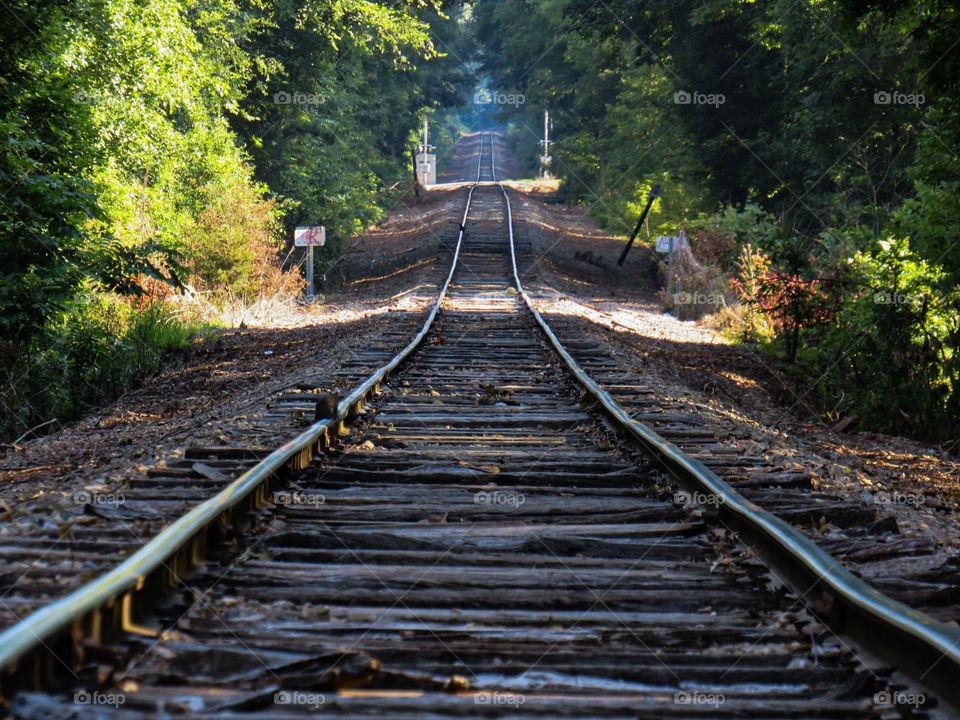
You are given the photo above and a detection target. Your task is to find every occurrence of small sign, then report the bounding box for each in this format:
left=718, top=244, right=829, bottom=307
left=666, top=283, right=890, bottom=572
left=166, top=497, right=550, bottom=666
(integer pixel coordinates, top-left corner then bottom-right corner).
left=655, top=236, right=676, bottom=254
left=656, top=231, right=688, bottom=254
left=295, top=226, right=326, bottom=247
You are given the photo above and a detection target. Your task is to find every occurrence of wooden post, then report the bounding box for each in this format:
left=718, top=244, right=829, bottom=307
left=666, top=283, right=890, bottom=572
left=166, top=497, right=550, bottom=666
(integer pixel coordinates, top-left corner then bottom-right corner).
left=617, top=186, right=661, bottom=267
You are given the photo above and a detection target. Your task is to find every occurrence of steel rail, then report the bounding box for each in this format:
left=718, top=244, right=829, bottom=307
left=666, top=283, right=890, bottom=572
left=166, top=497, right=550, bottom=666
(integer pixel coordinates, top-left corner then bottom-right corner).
left=493, top=154, right=960, bottom=707
left=0, top=134, right=490, bottom=686
left=7, top=133, right=956, bottom=709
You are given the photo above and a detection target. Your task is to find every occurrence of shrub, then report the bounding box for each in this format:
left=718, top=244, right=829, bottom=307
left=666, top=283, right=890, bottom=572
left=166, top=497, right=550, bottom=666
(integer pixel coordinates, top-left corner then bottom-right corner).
left=731, top=244, right=834, bottom=359
left=809, top=238, right=959, bottom=439
left=688, top=203, right=778, bottom=272
left=730, top=244, right=774, bottom=340
left=183, top=176, right=294, bottom=299
left=1, top=293, right=205, bottom=443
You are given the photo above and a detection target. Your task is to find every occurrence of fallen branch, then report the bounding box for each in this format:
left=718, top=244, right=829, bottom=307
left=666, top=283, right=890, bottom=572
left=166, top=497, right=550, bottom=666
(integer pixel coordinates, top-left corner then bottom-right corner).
left=9, top=418, right=59, bottom=449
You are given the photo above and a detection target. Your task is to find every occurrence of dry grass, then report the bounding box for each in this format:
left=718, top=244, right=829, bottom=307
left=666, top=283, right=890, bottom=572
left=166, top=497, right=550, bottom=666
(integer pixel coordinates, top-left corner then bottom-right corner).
left=169, top=282, right=439, bottom=331
left=701, top=304, right=747, bottom=336
left=169, top=289, right=313, bottom=329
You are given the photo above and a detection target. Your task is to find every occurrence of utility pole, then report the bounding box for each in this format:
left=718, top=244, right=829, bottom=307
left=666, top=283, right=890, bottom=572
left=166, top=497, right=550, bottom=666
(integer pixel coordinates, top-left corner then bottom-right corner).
left=544, top=110, right=549, bottom=157
left=415, top=118, right=436, bottom=186
left=539, top=110, right=552, bottom=178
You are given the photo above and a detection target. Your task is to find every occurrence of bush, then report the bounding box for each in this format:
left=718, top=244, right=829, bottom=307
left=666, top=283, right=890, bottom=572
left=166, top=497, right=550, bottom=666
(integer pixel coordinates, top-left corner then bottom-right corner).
left=659, top=206, right=781, bottom=324
left=687, top=203, right=779, bottom=272
left=1, top=293, right=206, bottom=443
left=183, top=176, right=294, bottom=299
left=730, top=244, right=775, bottom=340
left=806, top=238, right=959, bottom=439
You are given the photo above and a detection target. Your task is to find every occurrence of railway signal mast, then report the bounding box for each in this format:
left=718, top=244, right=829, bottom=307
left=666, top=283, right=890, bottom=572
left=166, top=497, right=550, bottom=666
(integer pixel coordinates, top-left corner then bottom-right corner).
left=416, top=118, right=436, bottom=186
left=539, top=110, right=552, bottom=179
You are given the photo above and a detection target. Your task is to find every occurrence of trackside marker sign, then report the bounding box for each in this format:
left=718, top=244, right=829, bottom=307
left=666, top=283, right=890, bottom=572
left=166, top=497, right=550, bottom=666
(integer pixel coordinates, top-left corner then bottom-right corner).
left=295, top=226, right=326, bottom=247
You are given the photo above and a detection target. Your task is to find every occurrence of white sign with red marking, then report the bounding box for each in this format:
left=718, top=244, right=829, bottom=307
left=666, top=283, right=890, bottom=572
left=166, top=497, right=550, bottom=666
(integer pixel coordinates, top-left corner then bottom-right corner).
left=295, top=226, right=326, bottom=247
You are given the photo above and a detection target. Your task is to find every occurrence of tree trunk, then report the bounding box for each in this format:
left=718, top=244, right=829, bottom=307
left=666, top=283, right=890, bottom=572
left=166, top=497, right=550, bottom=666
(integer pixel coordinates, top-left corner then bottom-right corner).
left=411, top=145, right=420, bottom=198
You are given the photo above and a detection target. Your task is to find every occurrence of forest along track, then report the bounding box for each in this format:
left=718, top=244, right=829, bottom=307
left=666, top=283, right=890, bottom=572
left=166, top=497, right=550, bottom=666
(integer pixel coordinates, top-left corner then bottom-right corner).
left=507, top=196, right=960, bottom=625
left=3, top=134, right=950, bottom=718
left=0, top=195, right=476, bottom=629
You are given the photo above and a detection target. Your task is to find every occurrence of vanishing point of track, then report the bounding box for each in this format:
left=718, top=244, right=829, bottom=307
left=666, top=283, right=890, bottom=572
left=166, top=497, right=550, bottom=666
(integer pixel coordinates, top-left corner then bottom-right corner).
left=2, top=134, right=959, bottom=718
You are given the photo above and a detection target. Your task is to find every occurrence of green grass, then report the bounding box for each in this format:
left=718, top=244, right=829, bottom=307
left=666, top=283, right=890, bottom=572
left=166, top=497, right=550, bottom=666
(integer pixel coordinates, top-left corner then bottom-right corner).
left=1, top=293, right=212, bottom=444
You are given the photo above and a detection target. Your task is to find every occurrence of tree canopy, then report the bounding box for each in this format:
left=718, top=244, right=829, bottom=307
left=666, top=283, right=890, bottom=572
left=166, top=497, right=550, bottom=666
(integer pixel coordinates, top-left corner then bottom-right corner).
left=0, top=0, right=471, bottom=439
left=472, top=0, right=960, bottom=440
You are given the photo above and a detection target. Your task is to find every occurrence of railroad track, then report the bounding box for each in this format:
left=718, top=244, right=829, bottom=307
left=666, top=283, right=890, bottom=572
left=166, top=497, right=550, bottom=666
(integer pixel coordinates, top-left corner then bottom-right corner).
left=520, top=291, right=960, bottom=623
left=2, top=133, right=958, bottom=718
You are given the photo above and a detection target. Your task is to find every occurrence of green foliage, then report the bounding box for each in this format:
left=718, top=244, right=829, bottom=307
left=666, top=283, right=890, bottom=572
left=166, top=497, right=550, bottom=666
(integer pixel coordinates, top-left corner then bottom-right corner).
left=1, top=0, right=472, bottom=440
left=688, top=203, right=778, bottom=271
left=473, top=0, right=960, bottom=440
left=232, top=0, right=472, bottom=274
left=0, top=2, right=98, bottom=347
left=809, top=239, right=959, bottom=438
left=0, top=295, right=206, bottom=442
left=475, top=0, right=919, bottom=238
left=72, top=0, right=283, bottom=297
left=181, top=175, right=285, bottom=297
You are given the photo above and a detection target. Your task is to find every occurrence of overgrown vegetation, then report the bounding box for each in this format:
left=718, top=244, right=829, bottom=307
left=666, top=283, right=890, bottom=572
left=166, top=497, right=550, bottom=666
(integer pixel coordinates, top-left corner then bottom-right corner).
left=473, top=0, right=960, bottom=442
left=1, top=0, right=471, bottom=441
left=5, top=0, right=957, bottom=444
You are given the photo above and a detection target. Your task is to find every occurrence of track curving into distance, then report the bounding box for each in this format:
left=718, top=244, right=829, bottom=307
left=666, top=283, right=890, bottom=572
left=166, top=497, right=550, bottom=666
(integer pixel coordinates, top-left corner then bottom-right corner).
left=2, top=133, right=956, bottom=718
